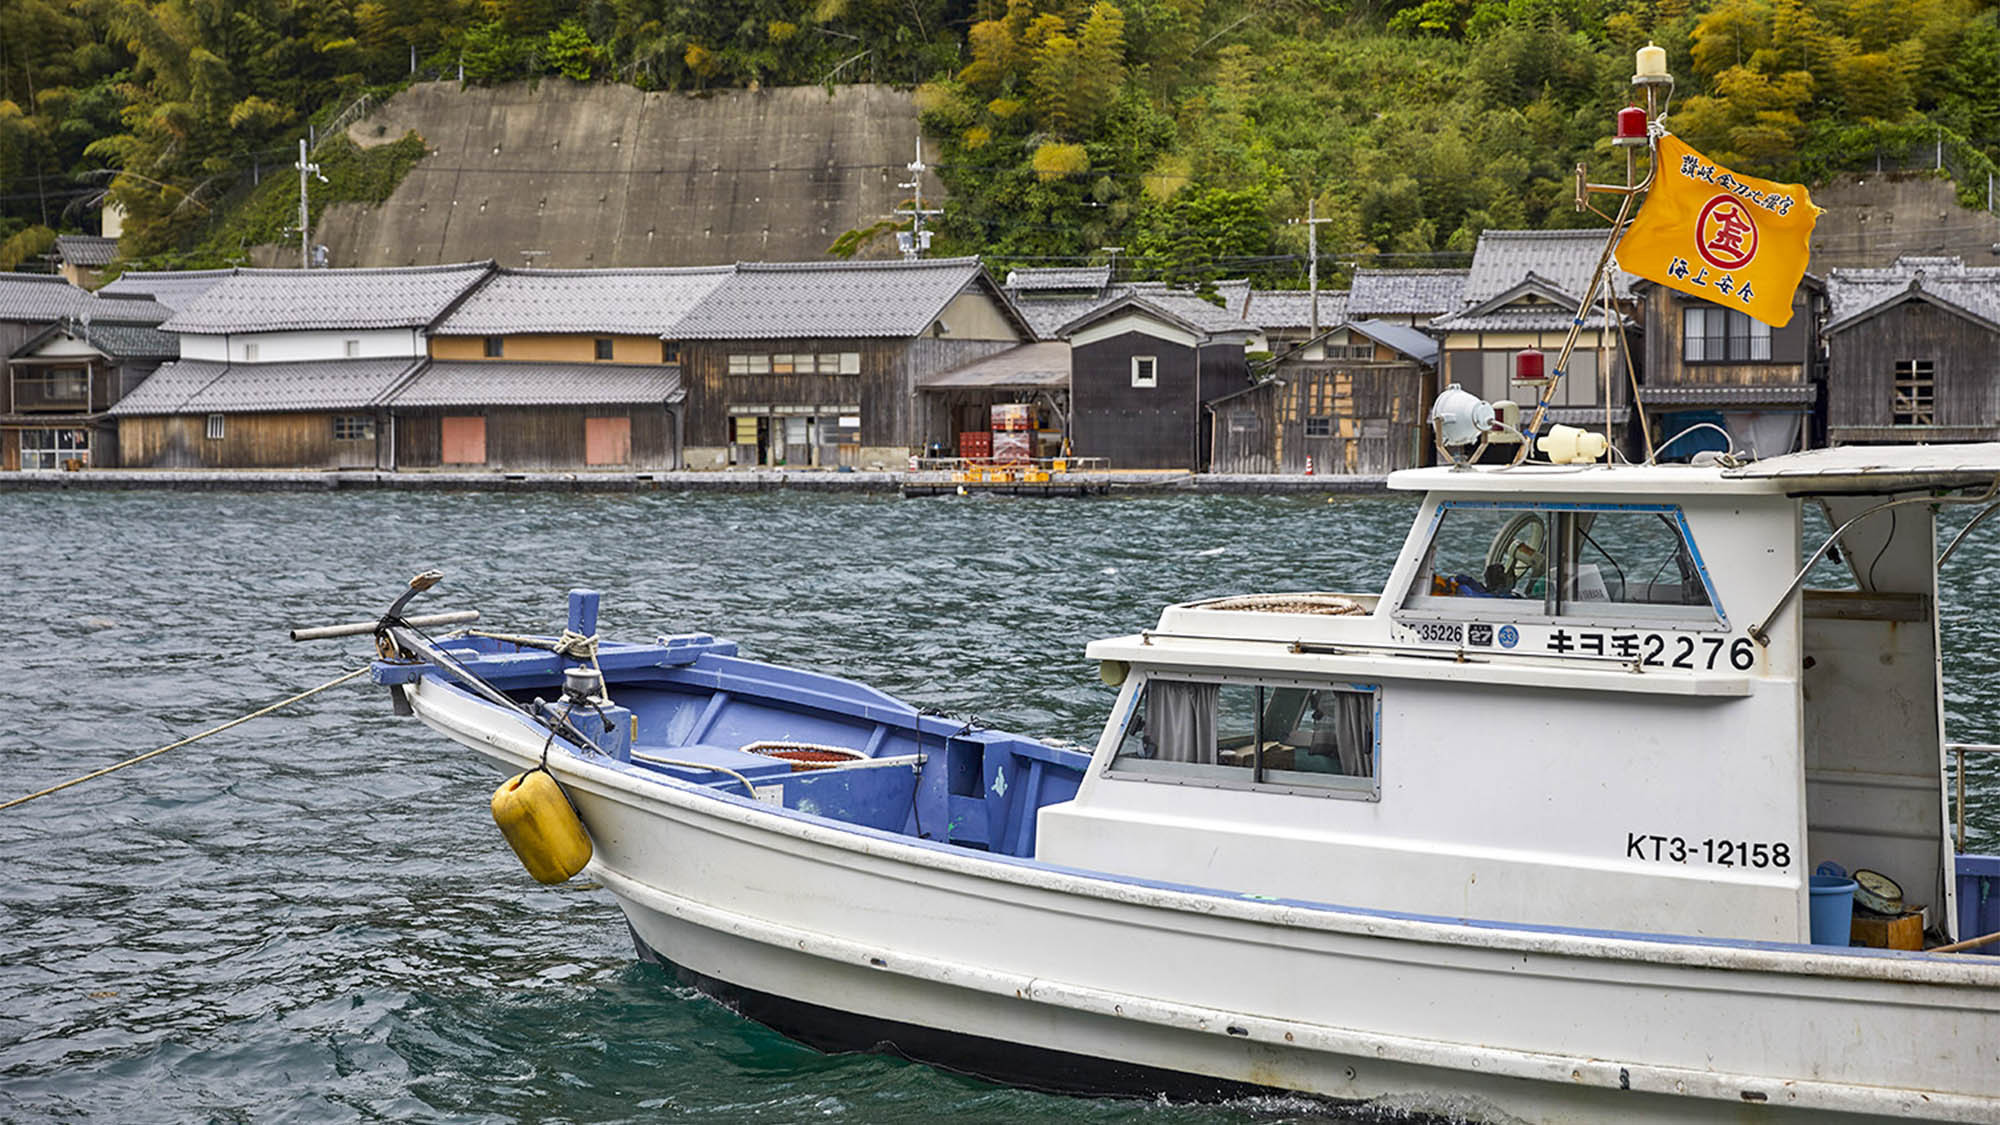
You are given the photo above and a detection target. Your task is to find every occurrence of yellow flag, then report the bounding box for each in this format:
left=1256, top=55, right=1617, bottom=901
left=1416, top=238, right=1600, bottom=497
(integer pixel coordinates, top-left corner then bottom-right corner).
left=1615, top=134, right=1821, bottom=328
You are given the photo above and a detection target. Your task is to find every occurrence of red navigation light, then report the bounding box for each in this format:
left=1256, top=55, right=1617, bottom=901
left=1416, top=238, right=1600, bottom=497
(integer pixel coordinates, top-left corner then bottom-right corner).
left=1514, top=350, right=1548, bottom=383
left=1616, top=106, right=1648, bottom=142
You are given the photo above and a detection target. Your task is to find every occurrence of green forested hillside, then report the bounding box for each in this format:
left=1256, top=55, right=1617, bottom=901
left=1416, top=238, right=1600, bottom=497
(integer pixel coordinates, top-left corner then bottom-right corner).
left=2, top=0, right=1995, bottom=281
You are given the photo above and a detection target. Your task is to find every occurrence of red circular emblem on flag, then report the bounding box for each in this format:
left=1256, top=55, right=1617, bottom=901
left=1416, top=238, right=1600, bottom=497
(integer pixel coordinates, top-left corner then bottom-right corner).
left=1695, top=195, right=1758, bottom=271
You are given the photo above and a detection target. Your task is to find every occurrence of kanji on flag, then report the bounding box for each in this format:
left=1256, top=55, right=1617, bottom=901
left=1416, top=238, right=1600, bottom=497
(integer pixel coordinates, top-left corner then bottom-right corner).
left=1615, top=134, right=1821, bottom=328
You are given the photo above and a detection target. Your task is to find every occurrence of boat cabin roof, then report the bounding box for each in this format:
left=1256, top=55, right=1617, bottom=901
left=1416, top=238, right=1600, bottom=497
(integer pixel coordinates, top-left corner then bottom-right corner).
left=1388, top=442, right=2000, bottom=498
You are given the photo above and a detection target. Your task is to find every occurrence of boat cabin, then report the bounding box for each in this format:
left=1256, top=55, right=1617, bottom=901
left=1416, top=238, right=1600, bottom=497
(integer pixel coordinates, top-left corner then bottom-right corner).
left=1043, top=448, right=1983, bottom=945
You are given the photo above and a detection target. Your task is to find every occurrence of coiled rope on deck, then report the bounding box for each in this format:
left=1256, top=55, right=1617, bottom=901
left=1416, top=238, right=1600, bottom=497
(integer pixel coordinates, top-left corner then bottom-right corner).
left=0, top=666, right=370, bottom=812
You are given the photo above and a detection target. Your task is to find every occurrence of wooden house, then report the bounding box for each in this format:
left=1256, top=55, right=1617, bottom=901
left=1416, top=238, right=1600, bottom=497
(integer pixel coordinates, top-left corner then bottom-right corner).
left=1428, top=229, right=1640, bottom=442
left=672, top=258, right=1032, bottom=469
left=399, top=267, right=729, bottom=470
left=109, top=262, right=493, bottom=468
left=1060, top=292, right=1258, bottom=471
left=1, top=275, right=173, bottom=471
left=1209, top=320, right=1439, bottom=475
left=1822, top=256, right=2000, bottom=445
left=1632, top=277, right=1824, bottom=459
left=53, top=235, right=118, bottom=289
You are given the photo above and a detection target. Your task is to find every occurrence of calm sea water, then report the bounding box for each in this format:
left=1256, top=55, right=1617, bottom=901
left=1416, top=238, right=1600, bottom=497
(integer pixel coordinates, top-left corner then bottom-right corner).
left=2, top=489, right=1995, bottom=1123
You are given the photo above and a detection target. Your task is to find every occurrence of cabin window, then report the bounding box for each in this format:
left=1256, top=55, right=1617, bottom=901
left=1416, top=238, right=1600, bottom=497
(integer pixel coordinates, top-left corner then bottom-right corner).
left=483, top=336, right=503, bottom=358
left=594, top=337, right=614, bottom=361
left=1402, top=503, right=1721, bottom=625
left=1892, top=360, right=1935, bottom=425
left=331, top=414, right=375, bottom=441
left=1304, top=416, right=1332, bottom=438
left=1109, top=677, right=1379, bottom=798
left=1132, top=356, right=1158, bottom=388
left=1683, top=306, right=1770, bottom=363
left=205, top=414, right=225, bottom=440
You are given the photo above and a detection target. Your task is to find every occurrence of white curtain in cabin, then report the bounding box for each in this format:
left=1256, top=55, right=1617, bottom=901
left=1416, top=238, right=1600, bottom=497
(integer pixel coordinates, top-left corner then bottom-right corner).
left=1146, top=682, right=1219, bottom=764
left=1723, top=411, right=1803, bottom=458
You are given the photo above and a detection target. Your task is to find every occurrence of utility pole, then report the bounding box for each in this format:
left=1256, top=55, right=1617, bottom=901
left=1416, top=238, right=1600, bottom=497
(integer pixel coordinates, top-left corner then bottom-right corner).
left=894, top=136, right=943, bottom=260
left=1098, top=245, right=1123, bottom=287
left=1290, top=197, right=1336, bottom=339
left=295, top=139, right=327, bottom=269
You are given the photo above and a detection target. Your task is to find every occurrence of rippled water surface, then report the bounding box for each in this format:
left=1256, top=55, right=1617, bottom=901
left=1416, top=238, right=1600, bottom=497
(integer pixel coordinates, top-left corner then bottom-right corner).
left=2, top=489, right=1996, bottom=1123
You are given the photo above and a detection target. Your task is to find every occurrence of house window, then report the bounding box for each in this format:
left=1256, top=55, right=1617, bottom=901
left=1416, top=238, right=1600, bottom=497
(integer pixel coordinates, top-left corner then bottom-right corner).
left=594, top=337, right=614, bottom=361
left=1892, top=360, right=1935, bottom=425
left=728, top=354, right=772, bottom=375
left=1401, top=503, right=1720, bottom=625
left=242, top=343, right=258, bottom=362
left=14, top=368, right=88, bottom=410
left=772, top=353, right=797, bottom=374
left=840, top=352, right=860, bottom=374
left=332, top=415, right=375, bottom=441
left=662, top=341, right=679, bottom=363
left=1324, top=344, right=1349, bottom=360
left=1108, top=677, right=1380, bottom=798
left=18, top=428, right=87, bottom=470
left=344, top=339, right=361, bottom=357
left=1304, top=416, right=1333, bottom=438
left=1683, top=306, right=1770, bottom=362
left=1132, top=355, right=1158, bottom=388
left=483, top=336, right=503, bottom=358
left=206, top=414, right=225, bottom=440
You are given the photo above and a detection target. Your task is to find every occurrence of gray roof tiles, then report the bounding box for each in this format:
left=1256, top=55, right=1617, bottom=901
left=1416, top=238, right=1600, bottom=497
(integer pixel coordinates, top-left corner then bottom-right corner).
left=1245, top=289, right=1348, bottom=331
left=1348, top=269, right=1468, bottom=317
left=160, top=262, right=493, bottom=334
left=99, top=268, right=236, bottom=312
left=0, top=274, right=90, bottom=323
left=109, top=357, right=420, bottom=415
left=54, top=235, right=118, bottom=267
left=390, top=361, right=683, bottom=407
left=435, top=267, right=733, bottom=336
left=1825, top=255, right=2000, bottom=328
left=918, top=342, right=1070, bottom=389
left=1464, top=229, right=1637, bottom=306
left=671, top=257, right=1015, bottom=340
left=1005, top=266, right=1110, bottom=293
left=1347, top=319, right=1440, bottom=366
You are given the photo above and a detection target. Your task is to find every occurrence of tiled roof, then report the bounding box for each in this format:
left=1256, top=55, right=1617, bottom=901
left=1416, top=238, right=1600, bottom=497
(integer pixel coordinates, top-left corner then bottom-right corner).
left=1058, top=290, right=1256, bottom=340
left=109, top=357, right=420, bottom=415
left=0, top=273, right=90, bottom=323
left=918, top=342, right=1070, bottom=389
left=1347, top=319, right=1439, bottom=366
left=54, top=235, right=118, bottom=267
left=160, top=262, right=494, bottom=334
left=1825, top=255, right=2000, bottom=330
left=1348, top=269, right=1468, bottom=317
left=99, top=268, right=236, bottom=312
left=1430, top=306, right=1630, bottom=333
left=1132, top=279, right=1251, bottom=317
left=22, top=320, right=179, bottom=360
left=389, top=361, right=683, bottom=407
left=1005, top=266, right=1110, bottom=293
left=671, top=258, right=1019, bottom=339
left=1465, top=229, right=1637, bottom=306
left=1245, top=289, right=1348, bottom=331
left=1013, top=293, right=1115, bottom=340
left=435, top=267, right=733, bottom=336
left=86, top=292, right=172, bottom=324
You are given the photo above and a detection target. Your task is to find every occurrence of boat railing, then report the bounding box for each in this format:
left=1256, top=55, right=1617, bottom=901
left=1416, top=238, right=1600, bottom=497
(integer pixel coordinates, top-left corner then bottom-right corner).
left=1949, top=743, right=2000, bottom=851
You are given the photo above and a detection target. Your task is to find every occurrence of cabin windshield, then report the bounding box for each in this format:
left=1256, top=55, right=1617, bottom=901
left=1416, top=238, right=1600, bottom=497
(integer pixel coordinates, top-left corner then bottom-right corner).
left=1402, top=503, right=1722, bottom=626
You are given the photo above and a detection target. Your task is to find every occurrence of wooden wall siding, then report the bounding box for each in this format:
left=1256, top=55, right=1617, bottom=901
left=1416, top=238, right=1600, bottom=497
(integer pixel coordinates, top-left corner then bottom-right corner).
left=1209, top=384, right=1279, bottom=474
left=1828, top=301, right=2000, bottom=437
left=430, top=334, right=661, bottom=362
left=899, top=338, right=1018, bottom=447
left=682, top=339, right=892, bottom=448
left=1274, top=362, right=1425, bottom=475
left=395, top=406, right=673, bottom=470
left=1644, top=285, right=1816, bottom=388
left=118, top=411, right=380, bottom=469
left=1071, top=333, right=1200, bottom=470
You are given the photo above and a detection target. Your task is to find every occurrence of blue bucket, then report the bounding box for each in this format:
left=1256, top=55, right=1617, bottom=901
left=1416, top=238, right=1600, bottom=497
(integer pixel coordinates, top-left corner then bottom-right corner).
left=1809, top=875, right=1856, bottom=946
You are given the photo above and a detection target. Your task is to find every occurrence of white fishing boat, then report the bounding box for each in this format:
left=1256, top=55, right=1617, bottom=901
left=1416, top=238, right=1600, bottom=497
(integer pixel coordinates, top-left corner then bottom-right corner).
left=340, top=46, right=2000, bottom=1124
left=356, top=436, right=2000, bottom=1124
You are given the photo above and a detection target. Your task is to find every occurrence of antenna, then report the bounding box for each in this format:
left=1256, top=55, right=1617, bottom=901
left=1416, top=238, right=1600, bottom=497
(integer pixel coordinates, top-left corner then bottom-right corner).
left=893, top=135, right=944, bottom=260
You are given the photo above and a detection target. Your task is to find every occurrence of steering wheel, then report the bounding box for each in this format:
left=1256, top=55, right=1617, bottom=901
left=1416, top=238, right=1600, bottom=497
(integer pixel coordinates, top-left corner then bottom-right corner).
left=1483, top=513, right=1547, bottom=592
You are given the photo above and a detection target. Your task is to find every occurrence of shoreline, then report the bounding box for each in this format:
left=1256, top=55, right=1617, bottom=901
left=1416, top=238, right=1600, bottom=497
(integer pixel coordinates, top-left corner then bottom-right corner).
left=0, top=468, right=1392, bottom=496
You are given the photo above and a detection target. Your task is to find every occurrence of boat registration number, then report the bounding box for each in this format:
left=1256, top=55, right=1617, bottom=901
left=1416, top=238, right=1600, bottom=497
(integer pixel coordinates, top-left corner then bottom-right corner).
left=1401, top=621, right=1757, bottom=671
left=1627, top=833, right=1792, bottom=869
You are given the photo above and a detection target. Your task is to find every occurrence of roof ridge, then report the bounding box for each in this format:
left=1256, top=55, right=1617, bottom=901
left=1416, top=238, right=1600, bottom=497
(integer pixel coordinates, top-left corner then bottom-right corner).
left=495, top=265, right=736, bottom=277
left=234, top=260, right=494, bottom=277
left=733, top=257, right=981, bottom=272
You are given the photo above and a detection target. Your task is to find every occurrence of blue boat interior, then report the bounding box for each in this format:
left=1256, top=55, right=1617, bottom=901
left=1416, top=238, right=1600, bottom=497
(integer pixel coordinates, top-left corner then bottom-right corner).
left=373, top=591, right=1091, bottom=859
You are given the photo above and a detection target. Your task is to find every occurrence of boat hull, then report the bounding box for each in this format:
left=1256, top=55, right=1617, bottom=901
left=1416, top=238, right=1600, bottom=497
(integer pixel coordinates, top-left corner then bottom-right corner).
left=409, top=677, right=2000, bottom=1124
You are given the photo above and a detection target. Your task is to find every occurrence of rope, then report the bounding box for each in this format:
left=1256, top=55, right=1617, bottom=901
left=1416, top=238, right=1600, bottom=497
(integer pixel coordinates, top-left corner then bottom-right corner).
left=0, top=666, right=370, bottom=812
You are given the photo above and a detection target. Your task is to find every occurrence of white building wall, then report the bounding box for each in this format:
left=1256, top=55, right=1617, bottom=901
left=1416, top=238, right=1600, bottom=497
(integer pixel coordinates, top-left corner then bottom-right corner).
left=175, top=328, right=423, bottom=363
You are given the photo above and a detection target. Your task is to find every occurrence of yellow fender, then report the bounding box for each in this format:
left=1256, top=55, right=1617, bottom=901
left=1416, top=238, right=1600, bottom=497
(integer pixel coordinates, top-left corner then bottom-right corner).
left=491, top=769, right=593, bottom=884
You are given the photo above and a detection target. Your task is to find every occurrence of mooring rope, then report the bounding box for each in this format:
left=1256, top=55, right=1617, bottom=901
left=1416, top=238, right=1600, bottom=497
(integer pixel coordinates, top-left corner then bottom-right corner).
left=0, top=666, right=370, bottom=812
